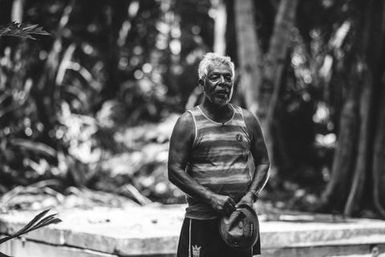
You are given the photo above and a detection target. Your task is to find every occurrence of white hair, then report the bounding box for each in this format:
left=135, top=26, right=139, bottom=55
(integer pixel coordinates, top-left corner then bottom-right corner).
left=198, top=52, right=235, bottom=80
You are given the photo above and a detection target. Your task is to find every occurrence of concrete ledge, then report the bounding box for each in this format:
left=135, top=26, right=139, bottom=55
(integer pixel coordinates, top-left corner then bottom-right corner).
left=0, top=240, right=120, bottom=257
left=1, top=205, right=385, bottom=257
left=0, top=205, right=185, bottom=256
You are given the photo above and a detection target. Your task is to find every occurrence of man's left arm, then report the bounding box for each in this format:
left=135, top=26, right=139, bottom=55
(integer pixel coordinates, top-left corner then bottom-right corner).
left=237, top=109, right=270, bottom=207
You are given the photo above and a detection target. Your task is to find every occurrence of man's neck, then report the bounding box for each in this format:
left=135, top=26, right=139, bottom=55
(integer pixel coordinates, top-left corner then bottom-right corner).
left=200, top=98, right=233, bottom=123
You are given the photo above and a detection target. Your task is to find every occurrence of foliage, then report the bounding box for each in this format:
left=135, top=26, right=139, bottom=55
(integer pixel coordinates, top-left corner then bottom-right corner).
left=0, top=0, right=212, bottom=205
left=0, top=22, right=50, bottom=40
left=1, top=0, right=383, bottom=216
left=0, top=209, right=61, bottom=257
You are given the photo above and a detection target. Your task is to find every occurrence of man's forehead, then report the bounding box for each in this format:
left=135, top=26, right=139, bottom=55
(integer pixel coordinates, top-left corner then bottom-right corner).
left=207, top=63, right=233, bottom=74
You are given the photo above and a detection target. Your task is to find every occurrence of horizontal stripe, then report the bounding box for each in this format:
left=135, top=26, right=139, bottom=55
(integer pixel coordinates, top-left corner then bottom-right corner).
left=191, top=153, right=248, bottom=164
left=203, top=183, right=251, bottom=195
left=189, top=171, right=250, bottom=184
left=196, top=173, right=251, bottom=185
left=197, top=124, right=247, bottom=135
left=190, top=163, right=248, bottom=170
left=194, top=112, right=243, bottom=122
left=196, top=141, right=249, bottom=150
left=197, top=131, right=249, bottom=142
left=195, top=119, right=246, bottom=130
left=189, top=162, right=248, bottom=172
left=196, top=139, right=250, bottom=151
left=191, top=148, right=247, bottom=158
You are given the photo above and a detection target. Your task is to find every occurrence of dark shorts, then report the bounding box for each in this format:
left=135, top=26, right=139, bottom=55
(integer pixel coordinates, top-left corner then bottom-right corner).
left=176, top=218, right=261, bottom=257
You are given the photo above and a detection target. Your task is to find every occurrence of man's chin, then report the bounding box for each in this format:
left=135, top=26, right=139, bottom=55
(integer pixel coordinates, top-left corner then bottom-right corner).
left=214, top=99, right=230, bottom=107
left=207, top=96, right=231, bottom=107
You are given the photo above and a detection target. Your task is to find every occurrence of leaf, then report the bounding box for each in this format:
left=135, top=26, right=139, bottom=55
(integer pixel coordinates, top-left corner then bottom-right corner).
left=22, top=24, right=39, bottom=31
left=30, top=214, right=57, bottom=230
left=0, top=251, right=11, bottom=257
left=30, top=218, right=62, bottom=232
left=0, top=22, right=51, bottom=40
left=10, top=139, right=57, bottom=157
left=11, top=209, right=50, bottom=237
left=0, top=209, right=62, bottom=245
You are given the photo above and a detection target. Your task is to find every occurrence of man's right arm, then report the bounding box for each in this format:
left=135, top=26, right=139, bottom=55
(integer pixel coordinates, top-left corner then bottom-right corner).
left=168, top=112, right=236, bottom=215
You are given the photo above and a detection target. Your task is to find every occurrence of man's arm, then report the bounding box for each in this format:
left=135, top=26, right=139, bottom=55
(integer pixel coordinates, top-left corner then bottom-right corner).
left=237, top=109, right=270, bottom=206
left=168, top=112, right=236, bottom=215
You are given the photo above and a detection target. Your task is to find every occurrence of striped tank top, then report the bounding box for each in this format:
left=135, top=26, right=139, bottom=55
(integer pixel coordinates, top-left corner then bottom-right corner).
left=185, top=104, right=252, bottom=219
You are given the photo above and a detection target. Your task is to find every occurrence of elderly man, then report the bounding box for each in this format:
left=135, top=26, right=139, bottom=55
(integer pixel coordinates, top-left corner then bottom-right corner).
left=168, top=53, right=270, bottom=257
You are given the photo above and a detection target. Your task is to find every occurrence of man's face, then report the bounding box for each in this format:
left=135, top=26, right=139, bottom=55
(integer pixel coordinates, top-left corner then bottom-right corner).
left=200, top=63, right=234, bottom=107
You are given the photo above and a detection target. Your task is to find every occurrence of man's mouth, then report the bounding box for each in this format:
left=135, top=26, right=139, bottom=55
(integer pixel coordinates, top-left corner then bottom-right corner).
left=216, top=88, right=229, bottom=94
left=216, top=91, right=228, bottom=98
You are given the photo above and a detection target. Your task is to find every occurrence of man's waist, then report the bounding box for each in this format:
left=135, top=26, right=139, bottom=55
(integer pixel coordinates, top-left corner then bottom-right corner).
left=186, top=193, right=243, bottom=205
left=185, top=193, right=244, bottom=220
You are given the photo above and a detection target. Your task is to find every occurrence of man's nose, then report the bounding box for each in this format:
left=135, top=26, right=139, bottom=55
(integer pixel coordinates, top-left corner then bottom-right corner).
left=219, top=75, right=228, bottom=84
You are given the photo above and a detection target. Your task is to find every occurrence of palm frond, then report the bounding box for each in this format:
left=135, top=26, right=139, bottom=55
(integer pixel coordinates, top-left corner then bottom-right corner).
left=0, top=22, right=51, bottom=39
left=0, top=209, right=62, bottom=245
left=0, top=251, right=11, bottom=257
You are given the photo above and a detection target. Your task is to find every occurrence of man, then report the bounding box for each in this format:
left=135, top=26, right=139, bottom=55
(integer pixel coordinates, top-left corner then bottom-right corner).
left=168, top=53, right=270, bottom=257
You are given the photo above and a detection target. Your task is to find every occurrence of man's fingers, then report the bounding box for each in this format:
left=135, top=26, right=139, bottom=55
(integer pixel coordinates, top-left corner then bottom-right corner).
left=235, top=199, right=244, bottom=208
left=226, top=199, right=236, bottom=213
left=221, top=197, right=235, bottom=216
left=228, top=197, right=236, bottom=208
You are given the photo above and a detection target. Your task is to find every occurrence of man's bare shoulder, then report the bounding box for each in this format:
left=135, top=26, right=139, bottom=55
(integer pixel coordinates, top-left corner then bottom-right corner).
left=174, top=111, right=194, bottom=130
left=171, top=111, right=195, bottom=143
left=238, top=107, right=261, bottom=129
left=237, top=106, right=264, bottom=141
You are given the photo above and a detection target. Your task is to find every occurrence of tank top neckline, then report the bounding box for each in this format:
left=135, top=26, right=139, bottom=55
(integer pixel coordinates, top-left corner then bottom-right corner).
left=197, top=104, right=235, bottom=125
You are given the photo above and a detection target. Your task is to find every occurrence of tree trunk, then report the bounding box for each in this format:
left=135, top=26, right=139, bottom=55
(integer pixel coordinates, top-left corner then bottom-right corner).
left=323, top=0, right=385, bottom=216
left=11, top=0, right=24, bottom=23
left=343, top=67, right=372, bottom=216
left=261, top=0, right=299, bottom=122
left=234, top=0, right=263, bottom=114
left=370, top=0, right=385, bottom=218
left=212, top=0, right=227, bottom=55
left=263, top=0, right=298, bottom=174
left=321, top=75, right=360, bottom=210
left=321, top=5, right=370, bottom=210
left=372, top=87, right=385, bottom=217
left=234, top=0, right=298, bottom=175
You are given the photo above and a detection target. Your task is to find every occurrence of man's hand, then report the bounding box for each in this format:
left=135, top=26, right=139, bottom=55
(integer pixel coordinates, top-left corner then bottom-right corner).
left=236, top=191, right=255, bottom=208
left=209, top=194, right=236, bottom=216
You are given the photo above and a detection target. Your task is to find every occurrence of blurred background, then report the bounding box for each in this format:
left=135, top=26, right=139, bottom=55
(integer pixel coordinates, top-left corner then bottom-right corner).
left=0, top=0, right=385, bottom=219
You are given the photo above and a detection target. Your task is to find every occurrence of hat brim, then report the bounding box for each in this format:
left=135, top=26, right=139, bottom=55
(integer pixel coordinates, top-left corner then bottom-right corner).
left=219, top=204, right=260, bottom=249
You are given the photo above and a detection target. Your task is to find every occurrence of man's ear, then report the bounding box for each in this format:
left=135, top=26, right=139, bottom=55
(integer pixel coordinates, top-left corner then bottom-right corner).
left=198, top=79, right=204, bottom=86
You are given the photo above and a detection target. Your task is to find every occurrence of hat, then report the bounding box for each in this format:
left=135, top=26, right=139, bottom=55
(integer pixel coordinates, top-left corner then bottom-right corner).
left=219, top=204, right=259, bottom=249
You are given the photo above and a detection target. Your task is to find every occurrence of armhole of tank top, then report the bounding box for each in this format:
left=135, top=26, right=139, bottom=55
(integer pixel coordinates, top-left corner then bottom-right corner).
left=239, top=107, right=252, bottom=142
left=186, top=110, right=197, bottom=147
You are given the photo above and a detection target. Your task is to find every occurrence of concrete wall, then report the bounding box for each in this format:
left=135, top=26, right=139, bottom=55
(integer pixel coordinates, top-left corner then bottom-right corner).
left=1, top=205, right=385, bottom=257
